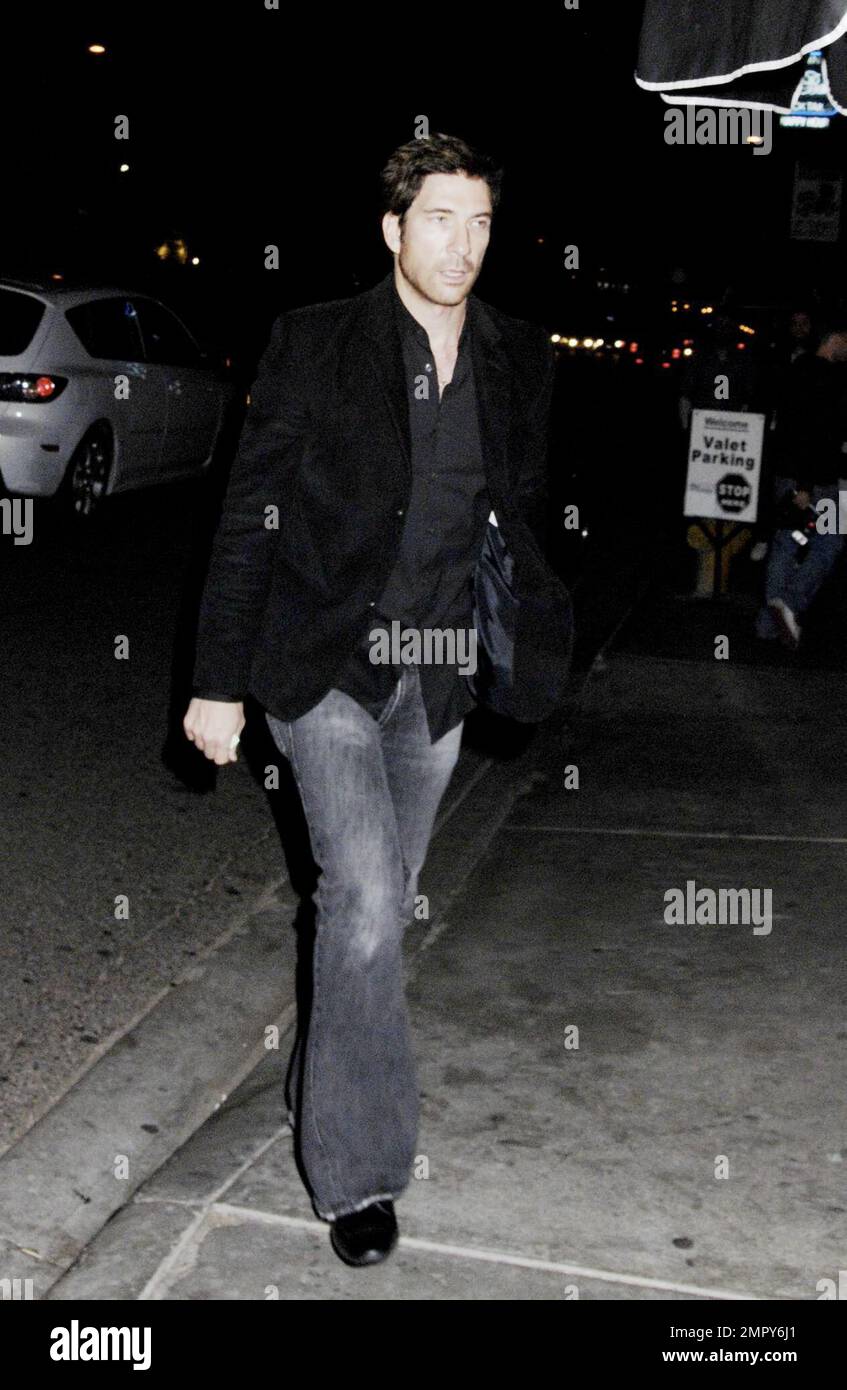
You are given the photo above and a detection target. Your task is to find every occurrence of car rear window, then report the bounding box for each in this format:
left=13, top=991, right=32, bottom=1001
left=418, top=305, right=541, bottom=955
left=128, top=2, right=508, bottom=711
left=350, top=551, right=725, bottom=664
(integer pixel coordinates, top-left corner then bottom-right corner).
left=65, top=298, right=145, bottom=362
left=0, top=289, right=46, bottom=355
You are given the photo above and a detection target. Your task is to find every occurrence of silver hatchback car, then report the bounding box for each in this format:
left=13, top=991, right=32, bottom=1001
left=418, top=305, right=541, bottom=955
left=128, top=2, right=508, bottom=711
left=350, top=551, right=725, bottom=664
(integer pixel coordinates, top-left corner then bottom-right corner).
left=0, top=280, right=234, bottom=515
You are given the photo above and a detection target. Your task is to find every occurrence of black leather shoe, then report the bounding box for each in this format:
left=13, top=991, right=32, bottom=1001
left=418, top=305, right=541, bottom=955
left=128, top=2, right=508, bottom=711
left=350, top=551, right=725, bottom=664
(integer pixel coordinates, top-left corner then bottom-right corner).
left=329, top=1199, right=398, bottom=1266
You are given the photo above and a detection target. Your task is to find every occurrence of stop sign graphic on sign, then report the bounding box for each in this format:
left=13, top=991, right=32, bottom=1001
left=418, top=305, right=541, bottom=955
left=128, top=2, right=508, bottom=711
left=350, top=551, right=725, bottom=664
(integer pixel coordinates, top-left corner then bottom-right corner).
left=716, top=472, right=752, bottom=514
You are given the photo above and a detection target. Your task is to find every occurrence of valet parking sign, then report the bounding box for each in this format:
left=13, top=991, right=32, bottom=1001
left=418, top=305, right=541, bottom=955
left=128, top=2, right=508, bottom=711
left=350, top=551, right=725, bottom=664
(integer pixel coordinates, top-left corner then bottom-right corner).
left=684, top=409, right=764, bottom=523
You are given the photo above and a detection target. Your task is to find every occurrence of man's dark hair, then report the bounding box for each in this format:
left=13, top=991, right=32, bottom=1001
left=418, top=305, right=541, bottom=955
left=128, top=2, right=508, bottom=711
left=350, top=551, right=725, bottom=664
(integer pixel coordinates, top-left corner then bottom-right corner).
left=379, top=132, right=504, bottom=227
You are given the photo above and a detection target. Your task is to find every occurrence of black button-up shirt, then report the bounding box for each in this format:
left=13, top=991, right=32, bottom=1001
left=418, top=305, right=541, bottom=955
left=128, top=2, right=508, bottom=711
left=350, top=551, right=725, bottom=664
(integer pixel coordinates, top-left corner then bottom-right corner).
left=334, top=280, right=490, bottom=742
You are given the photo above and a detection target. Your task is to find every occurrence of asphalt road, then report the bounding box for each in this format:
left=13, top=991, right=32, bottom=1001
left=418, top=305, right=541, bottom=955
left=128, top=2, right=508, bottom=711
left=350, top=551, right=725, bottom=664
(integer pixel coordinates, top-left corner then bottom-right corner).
left=0, top=475, right=307, bottom=1153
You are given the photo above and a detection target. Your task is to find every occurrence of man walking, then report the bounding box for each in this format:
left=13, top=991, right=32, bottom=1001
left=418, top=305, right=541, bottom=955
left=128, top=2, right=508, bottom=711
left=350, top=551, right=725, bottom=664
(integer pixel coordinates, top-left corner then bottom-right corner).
left=183, top=133, right=573, bottom=1265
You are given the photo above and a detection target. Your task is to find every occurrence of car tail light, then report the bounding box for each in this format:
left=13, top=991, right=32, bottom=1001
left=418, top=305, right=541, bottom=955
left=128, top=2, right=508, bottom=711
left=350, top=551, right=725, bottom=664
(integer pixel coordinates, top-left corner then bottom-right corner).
left=0, top=373, right=69, bottom=402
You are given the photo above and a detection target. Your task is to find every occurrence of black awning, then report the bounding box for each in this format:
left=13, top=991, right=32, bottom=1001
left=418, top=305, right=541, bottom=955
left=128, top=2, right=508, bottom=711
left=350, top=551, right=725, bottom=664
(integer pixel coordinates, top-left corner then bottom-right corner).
left=635, top=0, right=847, bottom=113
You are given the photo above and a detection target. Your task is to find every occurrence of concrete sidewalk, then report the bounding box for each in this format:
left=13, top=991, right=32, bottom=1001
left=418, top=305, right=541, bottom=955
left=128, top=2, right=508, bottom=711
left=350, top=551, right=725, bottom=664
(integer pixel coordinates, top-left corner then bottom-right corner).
left=42, top=645, right=846, bottom=1299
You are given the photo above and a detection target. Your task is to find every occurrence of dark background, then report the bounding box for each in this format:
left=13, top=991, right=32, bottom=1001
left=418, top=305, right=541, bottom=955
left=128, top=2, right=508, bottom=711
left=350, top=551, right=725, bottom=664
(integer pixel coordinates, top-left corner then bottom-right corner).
left=8, top=2, right=847, bottom=359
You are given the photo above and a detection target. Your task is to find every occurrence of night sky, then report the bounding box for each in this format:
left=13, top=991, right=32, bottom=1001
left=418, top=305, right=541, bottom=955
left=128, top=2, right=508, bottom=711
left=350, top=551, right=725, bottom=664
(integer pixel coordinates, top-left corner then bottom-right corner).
left=8, top=2, right=847, bottom=353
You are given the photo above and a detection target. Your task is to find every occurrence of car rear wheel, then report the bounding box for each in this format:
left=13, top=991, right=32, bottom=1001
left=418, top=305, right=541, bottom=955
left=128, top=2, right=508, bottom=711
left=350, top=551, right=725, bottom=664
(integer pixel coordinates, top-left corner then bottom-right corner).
left=57, top=425, right=113, bottom=518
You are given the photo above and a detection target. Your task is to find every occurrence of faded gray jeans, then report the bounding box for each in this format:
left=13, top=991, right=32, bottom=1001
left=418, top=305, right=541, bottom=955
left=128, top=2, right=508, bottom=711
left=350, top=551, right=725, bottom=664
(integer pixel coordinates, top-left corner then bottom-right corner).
left=265, top=665, right=463, bottom=1220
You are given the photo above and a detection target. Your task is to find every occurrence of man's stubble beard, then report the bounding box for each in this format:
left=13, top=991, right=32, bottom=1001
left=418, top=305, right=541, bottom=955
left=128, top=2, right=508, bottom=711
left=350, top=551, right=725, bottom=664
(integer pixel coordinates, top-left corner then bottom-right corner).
left=397, top=239, right=479, bottom=308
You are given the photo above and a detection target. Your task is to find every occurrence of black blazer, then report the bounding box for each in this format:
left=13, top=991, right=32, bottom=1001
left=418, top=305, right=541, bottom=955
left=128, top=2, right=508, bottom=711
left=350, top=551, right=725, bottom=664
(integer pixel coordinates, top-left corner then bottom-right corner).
left=192, top=270, right=574, bottom=724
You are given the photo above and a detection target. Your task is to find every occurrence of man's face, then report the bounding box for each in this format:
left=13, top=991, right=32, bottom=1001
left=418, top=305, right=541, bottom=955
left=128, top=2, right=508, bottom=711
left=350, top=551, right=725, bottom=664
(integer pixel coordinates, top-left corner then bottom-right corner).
left=384, top=172, right=492, bottom=307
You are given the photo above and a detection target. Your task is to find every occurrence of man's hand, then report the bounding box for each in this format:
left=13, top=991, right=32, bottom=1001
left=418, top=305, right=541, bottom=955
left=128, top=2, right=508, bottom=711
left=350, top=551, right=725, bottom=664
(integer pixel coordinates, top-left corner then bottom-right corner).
left=183, top=698, right=245, bottom=765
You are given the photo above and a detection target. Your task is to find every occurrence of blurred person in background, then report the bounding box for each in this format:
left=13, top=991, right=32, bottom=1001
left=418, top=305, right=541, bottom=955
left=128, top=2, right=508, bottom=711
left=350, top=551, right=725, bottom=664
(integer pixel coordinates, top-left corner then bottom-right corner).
left=754, top=327, right=847, bottom=647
